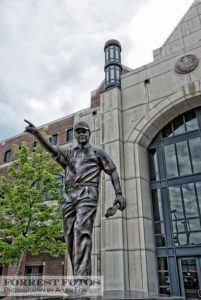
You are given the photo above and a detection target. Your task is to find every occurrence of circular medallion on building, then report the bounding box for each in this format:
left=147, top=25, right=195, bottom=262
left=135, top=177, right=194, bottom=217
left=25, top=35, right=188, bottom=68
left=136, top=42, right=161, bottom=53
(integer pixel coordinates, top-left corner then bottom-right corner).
left=175, top=54, right=198, bottom=74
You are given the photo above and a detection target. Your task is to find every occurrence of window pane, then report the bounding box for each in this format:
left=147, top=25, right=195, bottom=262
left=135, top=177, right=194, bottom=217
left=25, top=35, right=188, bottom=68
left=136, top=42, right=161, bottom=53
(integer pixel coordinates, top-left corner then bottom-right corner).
left=26, top=267, right=32, bottom=274
left=50, top=134, right=57, bottom=145
left=164, top=144, right=178, bottom=178
left=159, top=272, right=170, bottom=286
left=172, top=220, right=185, bottom=232
left=181, top=259, right=197, bottom=272
left=195, top=182, right=201, bottom=212
left=173, top=115, right=185, bottom=135
left=185, top=110, right=198, bottom=132
left=169, top=186, right=184, bottom=219
left=152, top=189, right=163, bottom=221
left=106, top=48, right=109, bottom=61
left=154, top=222, right=165, bottom=234
left=157, top=257, right=168, bottom=270
left=182, top=183, right=198, bottom=218
left=148, top=149, right=159, bottom=181
left=110, top=47, right=114, bottom=59
left=162, top=123, right=173, bottom=138
left=155, top=235, right=166, bottom=247
left=110, top=68, right=114, bottom=80
left=116, top=67, right=120, bottom=81
left=160, top=287, right=170, bottom=296
left=25, top=265, right=43, bottom=276
left=189, top=232, right=201, bottom=245
left=174, top=233, right=187, bottom=246
left=188, top=218, right=201, bottom=231
left=176, top=141, right=192, bottom=176
left=115, top=47, right=119, bottom=60
left=189, top=137, right=201, bottom=174
left=67, top=129, right=73, bottom=141
left=106, top=69, right=109, bottom=83
left=4, top=150, right=11, bottom=162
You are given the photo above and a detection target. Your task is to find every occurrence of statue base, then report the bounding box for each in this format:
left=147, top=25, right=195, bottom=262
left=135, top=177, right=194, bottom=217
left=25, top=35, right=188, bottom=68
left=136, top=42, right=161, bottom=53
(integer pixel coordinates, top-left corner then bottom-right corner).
left=1, top=292, right=185, bottom=300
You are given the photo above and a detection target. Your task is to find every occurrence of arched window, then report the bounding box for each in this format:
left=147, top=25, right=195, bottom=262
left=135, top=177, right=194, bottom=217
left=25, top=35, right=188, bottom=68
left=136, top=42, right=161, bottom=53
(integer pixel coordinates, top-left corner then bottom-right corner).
left=148, top=107, right=201, bottom=297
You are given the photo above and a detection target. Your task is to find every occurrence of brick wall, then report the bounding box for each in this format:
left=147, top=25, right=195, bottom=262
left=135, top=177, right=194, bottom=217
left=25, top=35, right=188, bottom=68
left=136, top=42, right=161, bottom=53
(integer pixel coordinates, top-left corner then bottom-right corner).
left=5, top=252, right=67, bottom=277
left=7, top=252, right=27, bottom=276
left=26, top=253, right=67, bottom=276
left=0, top=115, right=74, bottom=167
left=91, top=81, right=105, bottom=108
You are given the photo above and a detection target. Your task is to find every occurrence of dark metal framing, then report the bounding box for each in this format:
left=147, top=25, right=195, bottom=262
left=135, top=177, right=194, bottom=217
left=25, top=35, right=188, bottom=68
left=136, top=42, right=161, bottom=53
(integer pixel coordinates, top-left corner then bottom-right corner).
left=148, top=106, right=201, bottom=296
left=177, top=257, right=201, bottom=297
left=104, top=40, right=122, bottom=91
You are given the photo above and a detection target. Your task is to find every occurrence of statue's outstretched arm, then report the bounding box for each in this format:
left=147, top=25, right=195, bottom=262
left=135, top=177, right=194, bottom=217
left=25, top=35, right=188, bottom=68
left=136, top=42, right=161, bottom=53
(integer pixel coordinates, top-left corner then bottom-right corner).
left=24, top=119, right=58, bottom=156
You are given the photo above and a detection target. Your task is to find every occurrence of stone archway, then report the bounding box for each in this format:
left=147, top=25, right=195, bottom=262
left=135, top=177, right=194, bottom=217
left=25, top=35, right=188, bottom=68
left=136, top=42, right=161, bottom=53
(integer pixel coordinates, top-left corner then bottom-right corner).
left=127, top=80, right=201, bottom=148
left=124, top=80, right=201, bottom=294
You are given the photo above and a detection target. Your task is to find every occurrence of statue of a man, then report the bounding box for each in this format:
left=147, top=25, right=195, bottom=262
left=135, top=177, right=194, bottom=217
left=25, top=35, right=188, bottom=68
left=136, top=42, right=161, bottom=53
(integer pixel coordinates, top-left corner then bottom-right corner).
left=25, top=120, right=126, bottom=276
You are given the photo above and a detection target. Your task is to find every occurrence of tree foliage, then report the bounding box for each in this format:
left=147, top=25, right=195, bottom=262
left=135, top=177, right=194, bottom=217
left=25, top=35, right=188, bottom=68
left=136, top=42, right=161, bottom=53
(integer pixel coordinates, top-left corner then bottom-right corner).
left=0, top=142, right=66, bottom=268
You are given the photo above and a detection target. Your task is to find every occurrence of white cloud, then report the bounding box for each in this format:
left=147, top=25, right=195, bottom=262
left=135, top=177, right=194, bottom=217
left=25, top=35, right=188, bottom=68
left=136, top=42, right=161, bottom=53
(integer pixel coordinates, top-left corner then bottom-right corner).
left=0, top=0, right=195, bottom=140
left=126, top=0, right=193, bottom=68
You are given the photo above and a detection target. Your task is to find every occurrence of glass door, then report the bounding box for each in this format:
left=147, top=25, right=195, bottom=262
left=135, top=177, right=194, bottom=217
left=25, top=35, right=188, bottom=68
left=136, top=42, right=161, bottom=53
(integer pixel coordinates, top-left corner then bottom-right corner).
left=178, top=257, right=201, bottom=298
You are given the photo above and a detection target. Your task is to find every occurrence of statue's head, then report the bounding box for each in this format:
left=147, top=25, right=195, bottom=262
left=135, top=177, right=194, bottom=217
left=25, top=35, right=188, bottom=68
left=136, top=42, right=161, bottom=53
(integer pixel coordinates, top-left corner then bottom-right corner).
left=74, top=121, right=91, bottom=146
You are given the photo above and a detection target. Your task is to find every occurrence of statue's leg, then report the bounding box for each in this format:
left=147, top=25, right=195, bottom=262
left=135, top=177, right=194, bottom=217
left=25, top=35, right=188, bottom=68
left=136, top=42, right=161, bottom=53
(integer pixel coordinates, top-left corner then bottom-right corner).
left=73, top=199, right=97, bottom=276
left=63, top=201, right=76, bottom=274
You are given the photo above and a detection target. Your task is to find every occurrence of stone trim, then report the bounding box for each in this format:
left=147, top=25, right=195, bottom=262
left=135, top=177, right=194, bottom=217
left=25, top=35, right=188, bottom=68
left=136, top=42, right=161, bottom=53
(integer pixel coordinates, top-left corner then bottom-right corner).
left=127, top=80, right=201, bottom=148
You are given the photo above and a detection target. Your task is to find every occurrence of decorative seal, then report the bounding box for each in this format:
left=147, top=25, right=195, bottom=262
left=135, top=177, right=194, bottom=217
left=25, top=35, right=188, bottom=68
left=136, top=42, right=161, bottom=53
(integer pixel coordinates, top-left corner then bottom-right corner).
left=175, top=54, right=198, bottom=74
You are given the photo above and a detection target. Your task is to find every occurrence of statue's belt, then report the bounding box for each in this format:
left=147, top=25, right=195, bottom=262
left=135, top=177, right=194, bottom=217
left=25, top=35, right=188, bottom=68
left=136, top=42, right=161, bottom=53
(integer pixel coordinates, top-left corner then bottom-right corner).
left=65, top=182, right=99, bottom=190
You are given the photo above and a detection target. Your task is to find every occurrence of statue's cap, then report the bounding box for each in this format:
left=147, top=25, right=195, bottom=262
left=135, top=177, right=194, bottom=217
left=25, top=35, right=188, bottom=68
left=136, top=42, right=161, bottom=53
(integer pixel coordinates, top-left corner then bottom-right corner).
left=74, top=121, right=90, bottom=131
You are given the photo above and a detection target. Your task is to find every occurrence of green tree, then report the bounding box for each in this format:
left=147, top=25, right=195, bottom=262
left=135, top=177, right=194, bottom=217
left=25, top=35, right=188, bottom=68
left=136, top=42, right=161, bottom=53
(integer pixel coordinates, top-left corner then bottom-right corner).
left=0, top=142, right=66, bottom=276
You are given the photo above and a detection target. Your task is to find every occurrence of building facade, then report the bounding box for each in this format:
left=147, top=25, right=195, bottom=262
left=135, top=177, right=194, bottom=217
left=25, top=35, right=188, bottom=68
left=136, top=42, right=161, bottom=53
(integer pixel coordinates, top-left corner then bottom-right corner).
left=1, top=1, right=201, bottom=297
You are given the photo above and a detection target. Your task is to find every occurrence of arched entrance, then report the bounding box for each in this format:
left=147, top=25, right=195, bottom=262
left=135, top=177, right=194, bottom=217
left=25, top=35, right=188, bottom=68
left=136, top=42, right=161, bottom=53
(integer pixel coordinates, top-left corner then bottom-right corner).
left=148, top=107, right=201, bottom=298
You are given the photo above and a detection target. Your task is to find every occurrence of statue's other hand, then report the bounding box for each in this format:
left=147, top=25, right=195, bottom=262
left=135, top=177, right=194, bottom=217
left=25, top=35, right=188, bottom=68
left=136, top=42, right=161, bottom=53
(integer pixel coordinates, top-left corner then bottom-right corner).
left=114, top=194, right=126, bottom=211
left=105, top=204, right=119, bottom=218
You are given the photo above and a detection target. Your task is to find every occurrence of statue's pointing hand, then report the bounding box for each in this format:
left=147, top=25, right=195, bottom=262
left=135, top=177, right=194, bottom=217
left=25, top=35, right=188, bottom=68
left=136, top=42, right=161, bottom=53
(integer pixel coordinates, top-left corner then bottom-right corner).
left=24, top=119, right=38, bottom=135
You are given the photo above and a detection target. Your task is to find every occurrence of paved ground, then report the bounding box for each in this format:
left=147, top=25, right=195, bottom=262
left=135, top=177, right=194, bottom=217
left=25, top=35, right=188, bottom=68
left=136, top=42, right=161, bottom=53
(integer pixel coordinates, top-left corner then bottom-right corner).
left=0, top=296, right=186, bottom=300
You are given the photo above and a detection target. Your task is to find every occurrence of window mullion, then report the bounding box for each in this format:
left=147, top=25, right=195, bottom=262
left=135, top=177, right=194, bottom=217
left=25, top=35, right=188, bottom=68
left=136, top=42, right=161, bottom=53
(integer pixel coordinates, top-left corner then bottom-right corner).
left=161, top=187, right=174, bottom=247
left=183, top=114, right=187, bottom=132
left=174, top=143, right=180, bottom=177
left=157, top=146, right=166, bottom=180
left=187, top=139, right=194, bottom=174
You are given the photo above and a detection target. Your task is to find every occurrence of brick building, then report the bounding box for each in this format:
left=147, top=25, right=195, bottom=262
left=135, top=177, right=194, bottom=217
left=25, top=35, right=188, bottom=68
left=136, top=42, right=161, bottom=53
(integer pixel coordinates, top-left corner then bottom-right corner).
left=0, top=115, right=74, bottom=278
left=1, top=1, right=201, bottom=297
left=0, top=66, right=129, bottom=280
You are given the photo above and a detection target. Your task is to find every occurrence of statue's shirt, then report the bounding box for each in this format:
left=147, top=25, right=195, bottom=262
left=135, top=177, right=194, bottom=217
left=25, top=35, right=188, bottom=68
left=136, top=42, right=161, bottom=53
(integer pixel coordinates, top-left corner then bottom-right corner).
left=55, top=144, right=116, bottom=188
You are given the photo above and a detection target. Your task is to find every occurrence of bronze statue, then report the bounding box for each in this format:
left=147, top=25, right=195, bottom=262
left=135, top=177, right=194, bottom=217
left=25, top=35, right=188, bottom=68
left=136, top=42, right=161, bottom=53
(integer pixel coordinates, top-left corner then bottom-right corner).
left=24, top=119, right=126, bottom=276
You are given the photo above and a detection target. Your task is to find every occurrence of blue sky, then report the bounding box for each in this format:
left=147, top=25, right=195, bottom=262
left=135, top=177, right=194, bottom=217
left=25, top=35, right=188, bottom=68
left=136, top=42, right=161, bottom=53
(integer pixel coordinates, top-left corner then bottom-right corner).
left=0, top=0, right=194, bottom=141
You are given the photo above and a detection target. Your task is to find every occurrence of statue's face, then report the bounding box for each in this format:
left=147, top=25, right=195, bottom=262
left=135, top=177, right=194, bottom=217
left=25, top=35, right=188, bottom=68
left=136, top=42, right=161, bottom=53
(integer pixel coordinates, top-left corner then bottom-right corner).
left=74, top=128, right=90, bottom=146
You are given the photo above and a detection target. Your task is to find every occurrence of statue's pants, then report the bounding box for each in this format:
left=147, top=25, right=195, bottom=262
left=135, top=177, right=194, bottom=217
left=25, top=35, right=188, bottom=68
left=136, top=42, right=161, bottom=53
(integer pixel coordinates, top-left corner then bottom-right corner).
left=62, top=186, right=98, bottom=276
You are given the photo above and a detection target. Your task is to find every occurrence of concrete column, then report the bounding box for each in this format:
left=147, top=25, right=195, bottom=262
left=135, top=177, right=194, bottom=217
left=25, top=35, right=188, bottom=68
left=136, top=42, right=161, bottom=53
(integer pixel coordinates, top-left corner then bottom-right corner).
left=100, top=87, right=128, bottom=292
left=124, top=137, right=158, bottom=295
